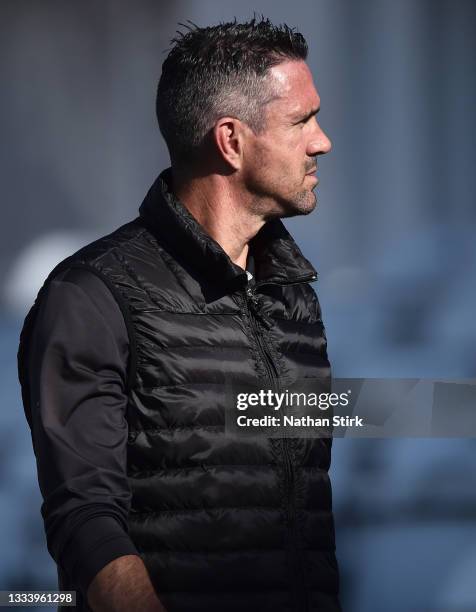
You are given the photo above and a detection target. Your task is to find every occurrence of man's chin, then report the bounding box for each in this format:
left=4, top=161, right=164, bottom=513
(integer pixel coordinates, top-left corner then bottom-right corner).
left=279, top=190, right=317, bottom=218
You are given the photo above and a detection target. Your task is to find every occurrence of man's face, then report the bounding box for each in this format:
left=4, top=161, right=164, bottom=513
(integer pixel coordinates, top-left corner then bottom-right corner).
left=242, top=60, right=332, bottom=218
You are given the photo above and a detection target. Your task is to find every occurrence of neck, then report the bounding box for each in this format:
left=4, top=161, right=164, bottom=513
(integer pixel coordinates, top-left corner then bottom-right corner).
left=172, top=170, right=266, bottom=270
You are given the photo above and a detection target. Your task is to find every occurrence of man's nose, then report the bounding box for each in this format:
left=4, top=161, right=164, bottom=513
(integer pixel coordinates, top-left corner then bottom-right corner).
left=308, top=123, right=332, bottom=156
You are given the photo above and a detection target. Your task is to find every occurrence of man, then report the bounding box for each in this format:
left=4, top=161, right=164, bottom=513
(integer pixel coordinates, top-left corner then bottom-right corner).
left=18, top=17, right=339, bottom=612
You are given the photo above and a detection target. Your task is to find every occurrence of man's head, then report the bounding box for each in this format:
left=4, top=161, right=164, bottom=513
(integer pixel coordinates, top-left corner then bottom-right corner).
left=157, top=17, right=331, bottom=218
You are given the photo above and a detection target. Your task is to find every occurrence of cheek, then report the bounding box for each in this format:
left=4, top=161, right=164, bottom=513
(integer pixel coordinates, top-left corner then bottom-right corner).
left=247, top=141, right=277, bottom=178
left=259, top=139, right=301, bottom=172
left=245, top=135, right=303, bottom=191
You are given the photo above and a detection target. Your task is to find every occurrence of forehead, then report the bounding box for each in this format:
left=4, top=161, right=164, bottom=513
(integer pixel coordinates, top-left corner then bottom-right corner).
left=265, top=60, right=320, bottom=117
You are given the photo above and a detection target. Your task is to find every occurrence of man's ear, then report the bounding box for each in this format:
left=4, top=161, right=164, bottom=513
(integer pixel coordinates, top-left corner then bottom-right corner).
left=212, top=117, right=245, bottom=170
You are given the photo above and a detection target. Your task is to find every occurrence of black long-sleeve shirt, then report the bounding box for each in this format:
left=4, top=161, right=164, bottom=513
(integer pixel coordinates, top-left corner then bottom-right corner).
left=26, top=267, right=138, bottom=600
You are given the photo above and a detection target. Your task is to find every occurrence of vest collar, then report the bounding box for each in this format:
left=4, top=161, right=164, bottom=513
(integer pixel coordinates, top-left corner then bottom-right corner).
left=139, top=168, right=317, bottom=288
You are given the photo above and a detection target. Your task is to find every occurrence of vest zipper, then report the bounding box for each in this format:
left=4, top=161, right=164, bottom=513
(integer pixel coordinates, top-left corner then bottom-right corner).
left=244, top=284, right=279, bottom=384
left=242, top=283, right=308, bottom=612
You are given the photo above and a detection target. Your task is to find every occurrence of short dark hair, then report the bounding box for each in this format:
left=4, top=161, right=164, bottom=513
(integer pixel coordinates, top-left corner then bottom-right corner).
left=156, top=17, right=308, bottom=164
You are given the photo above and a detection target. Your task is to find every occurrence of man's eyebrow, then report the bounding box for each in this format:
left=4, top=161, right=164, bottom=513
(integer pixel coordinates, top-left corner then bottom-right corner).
left=293, top=107, right=320, bottom=123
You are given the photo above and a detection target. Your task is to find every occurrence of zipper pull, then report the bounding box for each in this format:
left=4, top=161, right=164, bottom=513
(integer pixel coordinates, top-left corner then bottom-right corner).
left=245, top=285, right=259, bottom=309
left=246, top=285, right=259, bottom=308
left=246, top=286, right=273, bottom=330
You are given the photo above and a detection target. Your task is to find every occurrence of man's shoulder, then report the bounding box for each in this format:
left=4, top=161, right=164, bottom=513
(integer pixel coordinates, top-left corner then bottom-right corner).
left=17, top=219, right=146, bottom=423
left=59, top=217, right=146, bottom=271
left=44, top=215, right=168, bottom=287
left=18, top=216, right=146, bottom=349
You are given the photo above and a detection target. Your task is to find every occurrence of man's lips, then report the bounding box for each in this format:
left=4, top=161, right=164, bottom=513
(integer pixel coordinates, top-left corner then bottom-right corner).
left=305, top=168, right=318, bottom=182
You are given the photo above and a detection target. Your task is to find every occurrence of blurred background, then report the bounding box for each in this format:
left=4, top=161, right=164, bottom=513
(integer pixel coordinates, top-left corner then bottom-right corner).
left=1, top=1, right=476, bottom=610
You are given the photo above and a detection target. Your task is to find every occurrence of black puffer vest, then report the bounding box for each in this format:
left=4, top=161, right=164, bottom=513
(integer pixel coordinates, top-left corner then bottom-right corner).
left=19, top=170, right=340, bottom=612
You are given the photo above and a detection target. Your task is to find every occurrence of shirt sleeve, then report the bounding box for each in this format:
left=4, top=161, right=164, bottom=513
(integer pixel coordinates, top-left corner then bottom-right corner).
left=26, top=266, right=139, bottom=598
